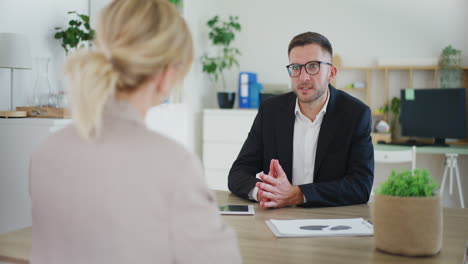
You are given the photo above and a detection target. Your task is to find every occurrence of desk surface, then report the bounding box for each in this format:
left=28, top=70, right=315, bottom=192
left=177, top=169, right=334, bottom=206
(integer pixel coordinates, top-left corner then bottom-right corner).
left=1, top=191, right=467, bottom=264
left=374, top=144, right=468, bottom=154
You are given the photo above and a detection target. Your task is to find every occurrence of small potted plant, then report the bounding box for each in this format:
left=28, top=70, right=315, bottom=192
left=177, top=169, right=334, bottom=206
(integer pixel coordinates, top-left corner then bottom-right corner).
left=439, top=45, right=463, bottom=88
left=379, top=96, right=400, bottom=141
left=201, top=15, right=241, bottom=108
left=52, top=11, right=95, bottom=108
left=54, top=11, right=95, bottom=55
left=372, top=168, right=442, bottom=256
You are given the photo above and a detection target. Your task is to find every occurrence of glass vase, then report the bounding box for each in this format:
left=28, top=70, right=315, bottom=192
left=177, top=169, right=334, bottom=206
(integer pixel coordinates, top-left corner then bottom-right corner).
left=32, top=58, right=53, bottom=107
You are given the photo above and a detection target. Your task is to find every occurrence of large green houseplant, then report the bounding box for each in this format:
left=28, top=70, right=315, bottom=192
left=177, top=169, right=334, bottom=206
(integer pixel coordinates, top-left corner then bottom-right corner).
left=201, top=15, right=241, bottom=108
left=372, top=169, right=442, bottom=256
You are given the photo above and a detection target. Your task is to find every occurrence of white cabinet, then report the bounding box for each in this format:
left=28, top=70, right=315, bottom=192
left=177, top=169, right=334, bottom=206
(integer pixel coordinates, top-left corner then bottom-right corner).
left=0, top=118, right=71, bottom=234
left=202, top=109, right=257, bottom=190
left=0, top=104, right=190, bottom=234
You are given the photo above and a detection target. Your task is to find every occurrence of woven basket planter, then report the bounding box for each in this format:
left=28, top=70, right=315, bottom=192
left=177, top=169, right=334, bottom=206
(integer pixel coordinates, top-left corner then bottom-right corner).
left=372, top=194, right=443, bottom=257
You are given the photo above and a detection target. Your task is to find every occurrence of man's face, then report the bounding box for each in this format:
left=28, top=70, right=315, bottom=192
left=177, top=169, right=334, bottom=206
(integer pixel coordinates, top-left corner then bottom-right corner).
left=288, top=43, right=336, bottom=104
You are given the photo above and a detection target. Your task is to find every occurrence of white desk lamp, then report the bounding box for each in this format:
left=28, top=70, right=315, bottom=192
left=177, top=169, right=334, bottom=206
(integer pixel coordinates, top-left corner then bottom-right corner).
left=0, top=33, right=32, bottom=117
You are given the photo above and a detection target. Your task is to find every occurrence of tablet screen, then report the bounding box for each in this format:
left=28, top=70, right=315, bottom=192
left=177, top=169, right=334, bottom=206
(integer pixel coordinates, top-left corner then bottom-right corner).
left=218, top=204, right=254, bottom=215
left=219, top=205, right=249, bottom=212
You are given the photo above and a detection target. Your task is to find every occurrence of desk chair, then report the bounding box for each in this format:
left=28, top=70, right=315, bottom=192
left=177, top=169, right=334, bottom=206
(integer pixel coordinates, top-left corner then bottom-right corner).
left=374, top=146, right=416, bottom=170
left=371, top=146, right=416, bottom=201
left=440, top=153, right=465, bottom=208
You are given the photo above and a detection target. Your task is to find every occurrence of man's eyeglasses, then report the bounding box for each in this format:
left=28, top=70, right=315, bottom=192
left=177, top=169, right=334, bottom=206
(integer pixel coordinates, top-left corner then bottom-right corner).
left=286, top=61, right=333, bottom=77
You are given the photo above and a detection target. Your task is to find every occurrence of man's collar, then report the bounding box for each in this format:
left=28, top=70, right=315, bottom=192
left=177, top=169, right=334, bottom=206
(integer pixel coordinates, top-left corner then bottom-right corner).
left=294, top=86, right=330, bottom=119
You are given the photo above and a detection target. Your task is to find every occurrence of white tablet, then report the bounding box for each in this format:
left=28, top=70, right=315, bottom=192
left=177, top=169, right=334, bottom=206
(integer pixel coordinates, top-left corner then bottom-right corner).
left=219, top=204, right=255, bottom=215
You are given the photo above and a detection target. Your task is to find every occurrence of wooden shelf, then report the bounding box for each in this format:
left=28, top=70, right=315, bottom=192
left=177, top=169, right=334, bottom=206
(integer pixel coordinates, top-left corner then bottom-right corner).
left=339, top=65, right=446, bottom=71
left=373, top=66, right=438, bottom=71
left=339, top=87, right=368, bottom=92
left=339, top=66, right=371, bottom=70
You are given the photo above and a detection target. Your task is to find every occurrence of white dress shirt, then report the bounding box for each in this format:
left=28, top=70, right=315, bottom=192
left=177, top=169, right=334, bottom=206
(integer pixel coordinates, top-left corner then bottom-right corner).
left=292, top=91, right=329, bottom=186
left=248, top=90, right=329, bottom=202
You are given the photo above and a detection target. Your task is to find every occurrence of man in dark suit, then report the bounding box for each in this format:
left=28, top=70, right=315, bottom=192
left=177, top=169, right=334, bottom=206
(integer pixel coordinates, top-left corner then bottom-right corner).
left=228, top=32, right=374, bottom=208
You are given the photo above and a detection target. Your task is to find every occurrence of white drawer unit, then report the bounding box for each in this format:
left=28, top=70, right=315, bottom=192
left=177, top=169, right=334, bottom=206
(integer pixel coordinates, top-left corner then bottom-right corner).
left=203, top=109, right=257, bottom=190
left=0, top=118, right=71, bottom=234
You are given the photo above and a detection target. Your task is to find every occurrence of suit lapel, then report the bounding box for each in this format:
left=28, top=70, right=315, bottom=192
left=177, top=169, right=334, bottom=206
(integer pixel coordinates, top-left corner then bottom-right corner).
left=314, top=85, right=341, bottom=179
left=276, top=93, right=296, bottom=183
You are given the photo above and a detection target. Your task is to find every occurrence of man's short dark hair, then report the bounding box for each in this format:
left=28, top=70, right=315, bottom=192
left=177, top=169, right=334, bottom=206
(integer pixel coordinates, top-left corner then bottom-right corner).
left=288, top=32, right=333, bottom=58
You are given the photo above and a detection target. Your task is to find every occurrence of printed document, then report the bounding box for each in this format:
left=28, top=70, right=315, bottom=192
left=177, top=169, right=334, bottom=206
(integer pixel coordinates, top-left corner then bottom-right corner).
left=266, top=218, right=373, bottom=237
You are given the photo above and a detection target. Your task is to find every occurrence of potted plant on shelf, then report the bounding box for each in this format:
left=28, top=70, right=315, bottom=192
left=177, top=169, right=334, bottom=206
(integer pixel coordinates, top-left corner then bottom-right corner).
left=379, top=96, right=400, bottom=141
left=439, top=45, right=463, bottom=88
left=54, top=11, right=95, bottom=55
left=168, top=0, right=182, bottom=8
left=51, top=11, right=95, bottom=109
left=201, top=15, right=241, bottom=108
left=372, top=168, right=442, bottom=257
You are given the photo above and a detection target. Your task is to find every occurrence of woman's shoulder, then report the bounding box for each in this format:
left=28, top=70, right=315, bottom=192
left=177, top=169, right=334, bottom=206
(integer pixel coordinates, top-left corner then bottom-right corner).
left=33, top=123, right=198, bottom=169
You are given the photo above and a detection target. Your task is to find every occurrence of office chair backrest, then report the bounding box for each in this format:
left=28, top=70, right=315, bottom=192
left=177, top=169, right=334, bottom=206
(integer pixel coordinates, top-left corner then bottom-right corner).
left=374, top=146, right=416, bottom=171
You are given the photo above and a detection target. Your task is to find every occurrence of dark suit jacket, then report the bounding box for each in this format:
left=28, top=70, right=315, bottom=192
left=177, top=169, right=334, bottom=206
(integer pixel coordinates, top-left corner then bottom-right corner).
left=227, top=85, right=374, bottom=207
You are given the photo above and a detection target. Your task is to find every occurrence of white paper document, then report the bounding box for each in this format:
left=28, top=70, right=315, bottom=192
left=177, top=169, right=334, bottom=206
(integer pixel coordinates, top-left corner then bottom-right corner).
left=266, top=218, right=373, bottom=238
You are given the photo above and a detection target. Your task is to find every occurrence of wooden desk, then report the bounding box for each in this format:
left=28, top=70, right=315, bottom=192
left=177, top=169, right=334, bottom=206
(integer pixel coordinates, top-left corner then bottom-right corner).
left=1, top=190, right=467, bottom=264
left=216, top=191, right=468, bottom=264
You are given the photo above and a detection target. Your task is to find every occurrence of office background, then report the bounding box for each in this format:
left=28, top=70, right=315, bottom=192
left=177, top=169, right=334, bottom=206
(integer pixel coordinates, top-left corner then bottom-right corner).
left=0, top=0, right=467, bottom=208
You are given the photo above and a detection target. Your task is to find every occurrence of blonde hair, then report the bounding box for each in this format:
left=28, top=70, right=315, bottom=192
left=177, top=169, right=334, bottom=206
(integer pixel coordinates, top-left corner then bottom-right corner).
left=64, top=0, right=193, bottom=140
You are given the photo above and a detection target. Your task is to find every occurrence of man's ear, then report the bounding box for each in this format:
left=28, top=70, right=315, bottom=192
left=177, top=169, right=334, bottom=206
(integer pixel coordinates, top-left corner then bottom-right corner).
left=328, top=66, right=337, bottom=83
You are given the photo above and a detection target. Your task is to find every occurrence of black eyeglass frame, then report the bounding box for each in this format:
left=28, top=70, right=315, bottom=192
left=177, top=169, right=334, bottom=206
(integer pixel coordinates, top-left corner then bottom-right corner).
left=285, top=60, right=333, bottom=77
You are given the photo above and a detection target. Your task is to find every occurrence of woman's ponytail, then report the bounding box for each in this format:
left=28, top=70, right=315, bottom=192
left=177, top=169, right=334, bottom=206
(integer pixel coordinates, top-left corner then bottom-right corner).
left=64, top=50, right=119, bottom=140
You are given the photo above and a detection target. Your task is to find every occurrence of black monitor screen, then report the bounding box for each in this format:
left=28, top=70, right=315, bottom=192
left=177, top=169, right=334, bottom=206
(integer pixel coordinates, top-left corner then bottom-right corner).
left=400, top=88, right=466, bottom=143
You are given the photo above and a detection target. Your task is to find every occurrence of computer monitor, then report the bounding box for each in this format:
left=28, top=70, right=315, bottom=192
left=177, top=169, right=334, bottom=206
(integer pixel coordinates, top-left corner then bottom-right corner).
left=400, top=88, right=467, bottom=146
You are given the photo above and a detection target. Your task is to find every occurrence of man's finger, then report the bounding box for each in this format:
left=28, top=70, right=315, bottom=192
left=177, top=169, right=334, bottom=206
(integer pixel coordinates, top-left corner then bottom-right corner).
left=259, top=190, right=277, bottom=200
left=269, top=159, right=277, bottom=178
left=257, top=189, right=271, bottom=202
left=273, top=159, right=287, bottom=179
left=260, top=200, right=278, bottom=208
left=260, top=173, right=277, bottom=186
left=256, top=182, right=277, bottom=194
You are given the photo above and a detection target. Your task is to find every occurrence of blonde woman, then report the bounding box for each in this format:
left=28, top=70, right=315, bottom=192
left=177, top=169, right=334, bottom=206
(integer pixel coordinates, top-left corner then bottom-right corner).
left=28, top=0, right=241, bottom=263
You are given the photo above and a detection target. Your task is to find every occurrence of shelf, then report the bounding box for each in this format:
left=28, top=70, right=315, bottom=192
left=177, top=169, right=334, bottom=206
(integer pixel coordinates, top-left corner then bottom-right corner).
left=338, top=87, right=368, bottom=92
left=372, top=111, right=385, bottom=116
left=373, top=66, right=438, bottom=71
left=339, top=66, right=371, bottom=70
left=339, top=65, right=442, bottom=71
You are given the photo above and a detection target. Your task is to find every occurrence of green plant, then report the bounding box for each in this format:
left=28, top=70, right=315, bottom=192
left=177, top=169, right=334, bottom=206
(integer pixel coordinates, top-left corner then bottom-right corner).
left=376, top=168, right=439, bottom=197
left=168, top=0, right=182, bottom=7
left=54, top=11, right=95, bottom=54
left=439, top=45, right=463, bottom=88
left=379, top=96, right=400, bottom=118
left=201, top=15, right=241, bottom=91
left=439, top=45, right=462, bottom=68
left=378, top=96, right=400, bottom=139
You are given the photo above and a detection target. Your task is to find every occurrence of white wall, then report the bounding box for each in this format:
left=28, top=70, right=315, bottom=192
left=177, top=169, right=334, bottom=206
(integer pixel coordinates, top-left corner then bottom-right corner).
left=203, top=0, right=468, bottom=88
left=0, top=0, right=89, bottom=110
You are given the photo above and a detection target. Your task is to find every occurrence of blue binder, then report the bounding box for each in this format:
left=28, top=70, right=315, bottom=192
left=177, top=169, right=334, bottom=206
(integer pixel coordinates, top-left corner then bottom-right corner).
left=238, top=72, right=257, bottom=108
